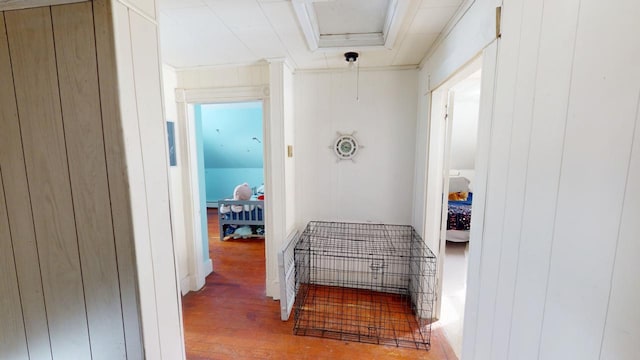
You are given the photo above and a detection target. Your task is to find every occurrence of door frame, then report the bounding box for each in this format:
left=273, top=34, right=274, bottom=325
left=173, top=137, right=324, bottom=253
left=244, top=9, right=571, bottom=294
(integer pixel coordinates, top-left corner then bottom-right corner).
left=174, top=85, right=272, bottom=292
left=426, top=56, right=482, bottom=318
left=421, top=41, right=499, bottom=352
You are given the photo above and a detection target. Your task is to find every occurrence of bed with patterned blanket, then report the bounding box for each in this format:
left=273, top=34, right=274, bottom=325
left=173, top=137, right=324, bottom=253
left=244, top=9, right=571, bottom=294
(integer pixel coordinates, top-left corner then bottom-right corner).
left=446, top=192, right=472, bottom=242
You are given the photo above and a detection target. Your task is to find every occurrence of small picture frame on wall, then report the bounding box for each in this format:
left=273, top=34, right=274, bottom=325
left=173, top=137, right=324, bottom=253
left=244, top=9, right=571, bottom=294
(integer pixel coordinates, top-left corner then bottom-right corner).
left=167, top=121, right=177, bottom=166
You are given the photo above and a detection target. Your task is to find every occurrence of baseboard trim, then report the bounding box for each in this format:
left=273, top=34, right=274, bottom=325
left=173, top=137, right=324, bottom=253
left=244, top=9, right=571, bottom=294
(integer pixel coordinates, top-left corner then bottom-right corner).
left=180, top=276, right=190, bottom=295
left=204, top=258, right=213, bottom=276
left=182, top=260, right=214, bottom=295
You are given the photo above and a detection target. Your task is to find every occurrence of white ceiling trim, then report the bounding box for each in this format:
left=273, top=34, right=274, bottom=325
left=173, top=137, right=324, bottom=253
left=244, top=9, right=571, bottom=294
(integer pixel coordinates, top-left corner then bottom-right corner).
left=295, top=64, right=418, bottom=74
left=418, top=0, right=475, bottom=69
left=382, top=0, right=410, bottom=50
left=292, top=0, right=411, bottom=51
left=173, top=61, right=268, bottom=73
left=292, top=0, right=320, bottom=51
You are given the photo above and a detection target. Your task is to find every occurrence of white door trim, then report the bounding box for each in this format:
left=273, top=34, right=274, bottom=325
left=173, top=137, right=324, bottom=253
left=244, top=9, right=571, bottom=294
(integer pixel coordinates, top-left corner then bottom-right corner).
left=421, top=41, right=499, bottom=355
left=174, top=85, right=272, bottom=293
left=424, top=55, right=483, bottom=318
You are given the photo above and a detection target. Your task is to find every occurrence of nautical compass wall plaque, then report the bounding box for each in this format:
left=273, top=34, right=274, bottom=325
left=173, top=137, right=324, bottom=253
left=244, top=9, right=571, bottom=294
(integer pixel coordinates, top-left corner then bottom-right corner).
left=331, top=131, right=362, bottom=161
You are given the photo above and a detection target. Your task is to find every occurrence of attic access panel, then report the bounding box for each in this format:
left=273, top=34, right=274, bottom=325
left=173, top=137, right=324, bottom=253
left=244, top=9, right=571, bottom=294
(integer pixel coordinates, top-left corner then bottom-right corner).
left=293, top=0, right=408, bottom=50
left=313, top=0, right=389, bottom=36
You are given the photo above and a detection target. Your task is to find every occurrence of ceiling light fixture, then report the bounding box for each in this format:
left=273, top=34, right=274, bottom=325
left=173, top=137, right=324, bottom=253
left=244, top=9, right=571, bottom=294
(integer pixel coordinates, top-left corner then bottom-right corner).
left=344, top=51, right=359, bottom=68
left=344, top=51, right=360, bottom=102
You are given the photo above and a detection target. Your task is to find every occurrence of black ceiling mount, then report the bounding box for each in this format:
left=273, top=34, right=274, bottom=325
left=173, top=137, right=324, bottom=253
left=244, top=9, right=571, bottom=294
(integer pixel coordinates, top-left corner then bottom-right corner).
left=344, top=51, right=359, bottom=63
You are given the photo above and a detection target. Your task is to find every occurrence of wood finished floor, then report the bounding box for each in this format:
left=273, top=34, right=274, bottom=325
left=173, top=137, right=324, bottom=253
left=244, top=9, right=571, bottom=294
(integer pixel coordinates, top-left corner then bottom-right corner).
left=181, top=209, right=457, bottom=360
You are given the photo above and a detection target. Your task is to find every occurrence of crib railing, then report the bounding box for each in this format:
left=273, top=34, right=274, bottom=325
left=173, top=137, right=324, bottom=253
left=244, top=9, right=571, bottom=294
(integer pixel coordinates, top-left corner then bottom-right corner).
left=217, top=199, right=265, bottom=239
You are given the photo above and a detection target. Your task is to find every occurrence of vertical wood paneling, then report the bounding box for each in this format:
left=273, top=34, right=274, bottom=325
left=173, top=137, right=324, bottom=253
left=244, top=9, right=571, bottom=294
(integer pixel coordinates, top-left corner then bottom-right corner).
left=125, top=0, right=155, bottom=21
left=50, top=3, right=126, bottom=359
left=4, top=7, right=91, bottom=359
left=539, top=0, right=640, bottom=358
left=0, top=170, right=29, bottom=360
left=267, top=61, right=286, bottom=298
left=506, top=1, right=581, bottom=358
left=93, top=0, right=144, bottom=358
left=460, top=41, right=498, bottom=360
left=129, top=10, right=184, bottom=359
left=283, top=63, right=295, bottom=234
left=112, top=3, right=161, bottom=359
left=600, top=95, right=640, bottom=360
left=470, top=0, right=524, bottom=357
left=0, top=11, right=52, bottom=360
left=0, top=0, right=86, bottom=11
left=488, top=0, right=544, bottom=358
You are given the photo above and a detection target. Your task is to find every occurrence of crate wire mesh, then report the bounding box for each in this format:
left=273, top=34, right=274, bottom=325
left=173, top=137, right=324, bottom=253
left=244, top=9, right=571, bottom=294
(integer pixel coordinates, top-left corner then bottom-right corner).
left=293, top=221, right=437, bottom=350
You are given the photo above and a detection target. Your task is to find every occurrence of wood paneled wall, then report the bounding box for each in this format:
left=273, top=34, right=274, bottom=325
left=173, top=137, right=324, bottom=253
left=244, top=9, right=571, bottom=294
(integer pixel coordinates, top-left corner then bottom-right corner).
left=111, top=0, right=185, bottom=357
left=0, top=2, right=143, bottom=359
left=415, top=0, right=639, bottom=358
left=458, top=0, right=640, bottom=359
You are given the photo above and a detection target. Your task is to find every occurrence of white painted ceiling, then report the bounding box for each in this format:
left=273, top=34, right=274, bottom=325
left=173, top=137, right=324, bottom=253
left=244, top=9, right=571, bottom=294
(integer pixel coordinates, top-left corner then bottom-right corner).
left=158, top=0, right=464, bottom=70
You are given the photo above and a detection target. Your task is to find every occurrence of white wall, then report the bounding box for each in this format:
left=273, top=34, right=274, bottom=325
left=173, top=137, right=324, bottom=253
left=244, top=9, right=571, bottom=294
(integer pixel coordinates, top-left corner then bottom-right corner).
left=263, top=59, right=296, bottom=299
left=163, top=64, right=191, bottom=295
left=412, top=0, right=497, bottom=242
left=173, top=64, right=269, bottom=296
left=173, top=61, right=293, bottom=299
left=283, top=63, right=296, bottom=234
left=112, top=1, right=184, bottom=358
left=177, top=63, right=269, bottom=89
left=295, top=68, right=418, bottom=226
left=450, top=75, right=481, bottom=180
left=416, top=0, right=640, bottom=359
left=450, top=100, right=478, bottom=171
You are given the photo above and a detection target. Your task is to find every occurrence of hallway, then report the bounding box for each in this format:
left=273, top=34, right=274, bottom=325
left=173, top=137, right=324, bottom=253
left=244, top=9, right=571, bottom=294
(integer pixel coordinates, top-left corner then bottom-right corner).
left=181, top=209, right=457, bottom=359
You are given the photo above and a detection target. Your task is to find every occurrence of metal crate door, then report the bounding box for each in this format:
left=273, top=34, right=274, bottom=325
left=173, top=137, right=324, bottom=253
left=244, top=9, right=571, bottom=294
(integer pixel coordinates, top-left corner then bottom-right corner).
left=277, top=231, right=300, bottom=320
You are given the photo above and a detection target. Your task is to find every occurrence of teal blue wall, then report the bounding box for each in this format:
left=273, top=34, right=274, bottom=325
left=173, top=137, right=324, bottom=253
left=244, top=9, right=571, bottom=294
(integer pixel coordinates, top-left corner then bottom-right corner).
left=199, top=102, right=264, bottom=203
left=194, top=105, right=209, bottom=261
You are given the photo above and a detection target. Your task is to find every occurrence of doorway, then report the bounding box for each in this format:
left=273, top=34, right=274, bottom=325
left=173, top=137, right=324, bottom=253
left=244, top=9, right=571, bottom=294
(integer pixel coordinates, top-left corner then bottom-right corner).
left=425, top=57, right=483, bottom=358
left=196, top=100, right=266, bottom=282
left=187, top=98, right=267, bottom=273
left=440, top=69, right=482, bottom=357
left=172, top=83, right=277, bottom=296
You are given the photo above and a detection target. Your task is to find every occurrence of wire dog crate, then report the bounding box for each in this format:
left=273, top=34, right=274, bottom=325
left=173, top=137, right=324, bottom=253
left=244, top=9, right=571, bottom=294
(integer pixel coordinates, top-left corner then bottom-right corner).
left=293, top=221, right=436, bottom=350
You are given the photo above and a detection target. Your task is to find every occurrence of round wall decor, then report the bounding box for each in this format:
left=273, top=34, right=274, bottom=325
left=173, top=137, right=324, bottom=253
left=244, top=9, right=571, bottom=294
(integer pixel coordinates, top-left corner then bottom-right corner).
left=332, top=132, right=361, bottom=161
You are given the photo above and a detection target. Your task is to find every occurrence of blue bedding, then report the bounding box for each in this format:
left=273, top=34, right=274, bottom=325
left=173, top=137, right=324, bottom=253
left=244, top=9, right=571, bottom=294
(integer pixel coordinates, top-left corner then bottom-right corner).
left=447, top=193, right=472, bottom=231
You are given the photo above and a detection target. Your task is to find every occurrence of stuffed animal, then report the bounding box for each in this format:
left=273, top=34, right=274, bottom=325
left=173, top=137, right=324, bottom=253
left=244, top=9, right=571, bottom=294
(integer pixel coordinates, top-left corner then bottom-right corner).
left=233, top=226, right=253, bottom=239
left=233, top=182, right=252, bottom=200
left=448, top=192, right=469, bottom=201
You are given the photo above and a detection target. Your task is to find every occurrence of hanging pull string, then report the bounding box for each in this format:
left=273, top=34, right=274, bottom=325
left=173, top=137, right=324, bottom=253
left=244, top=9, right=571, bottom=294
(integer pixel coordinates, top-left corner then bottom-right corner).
left=356, top=60, right=360, bottom=103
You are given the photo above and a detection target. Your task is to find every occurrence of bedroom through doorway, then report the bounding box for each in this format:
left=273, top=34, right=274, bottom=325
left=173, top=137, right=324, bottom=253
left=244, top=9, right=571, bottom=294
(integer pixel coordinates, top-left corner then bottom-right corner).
left=178, top=100, right=268, bottom=353
left=426, top=58, right=483, bottom=358
left=196, top=100, right=266, bottom=261
left=439, top=69, right=481, bottom=357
